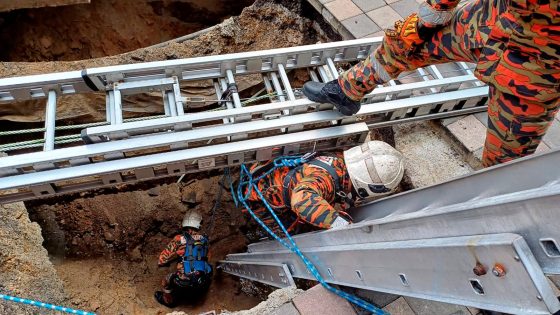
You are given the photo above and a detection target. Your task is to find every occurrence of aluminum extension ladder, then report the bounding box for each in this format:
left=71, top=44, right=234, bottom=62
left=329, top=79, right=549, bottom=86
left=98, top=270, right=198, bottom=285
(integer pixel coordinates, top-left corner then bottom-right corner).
left=221, top=149, right=560, bottom=315
left=0, top=38, right=488, bottom=203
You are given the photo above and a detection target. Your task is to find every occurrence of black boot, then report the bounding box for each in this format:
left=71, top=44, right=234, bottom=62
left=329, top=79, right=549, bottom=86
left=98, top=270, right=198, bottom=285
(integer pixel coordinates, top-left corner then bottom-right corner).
left=154, top=291, right=175, bottom=308
left=303, top=80, right=361, bottom=116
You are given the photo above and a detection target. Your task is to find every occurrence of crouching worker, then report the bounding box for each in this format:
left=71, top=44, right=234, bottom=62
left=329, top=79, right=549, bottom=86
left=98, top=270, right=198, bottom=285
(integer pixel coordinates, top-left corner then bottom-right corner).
left=155, top=210, right=212, bottom=307
left=242, top=141, right=404, bottom=234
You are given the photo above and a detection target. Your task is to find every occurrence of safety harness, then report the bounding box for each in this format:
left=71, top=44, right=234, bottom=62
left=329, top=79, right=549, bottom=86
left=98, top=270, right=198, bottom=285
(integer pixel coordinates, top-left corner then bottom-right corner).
left=182, top=234, right=212, bottom=275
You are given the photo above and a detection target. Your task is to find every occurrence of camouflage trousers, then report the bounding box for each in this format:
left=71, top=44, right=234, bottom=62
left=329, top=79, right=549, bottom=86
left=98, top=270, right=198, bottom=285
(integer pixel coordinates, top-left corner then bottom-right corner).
left=340, top=0, right=560, bottom=167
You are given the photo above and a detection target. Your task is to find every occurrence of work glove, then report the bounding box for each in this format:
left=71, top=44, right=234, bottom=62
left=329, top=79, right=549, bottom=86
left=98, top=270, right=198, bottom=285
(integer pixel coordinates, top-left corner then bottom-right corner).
left=385, top=14, right=425, bottom=56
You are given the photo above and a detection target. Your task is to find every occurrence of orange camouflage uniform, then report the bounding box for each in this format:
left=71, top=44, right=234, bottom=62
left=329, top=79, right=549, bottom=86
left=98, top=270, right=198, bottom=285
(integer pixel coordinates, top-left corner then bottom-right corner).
left=158, top=233, right=209, bottom=279
left=340, top=0, right=560, bottom=167
left=246, top=153, right=352, bottom=231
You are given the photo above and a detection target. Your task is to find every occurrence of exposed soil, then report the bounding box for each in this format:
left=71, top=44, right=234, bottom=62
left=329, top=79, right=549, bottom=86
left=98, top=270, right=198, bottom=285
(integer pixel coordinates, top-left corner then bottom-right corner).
left=26, top=174, right=264, bottom=314
left=0, top=0, right=255, bottom=62
left=0, top=201, right=65, bottom=315
left=0, top=0, right=330, bottom=123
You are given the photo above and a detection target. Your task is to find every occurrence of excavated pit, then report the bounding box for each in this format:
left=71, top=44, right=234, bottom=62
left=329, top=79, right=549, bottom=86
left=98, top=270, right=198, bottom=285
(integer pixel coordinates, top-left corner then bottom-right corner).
left=0, top=0, right=346, bottom=313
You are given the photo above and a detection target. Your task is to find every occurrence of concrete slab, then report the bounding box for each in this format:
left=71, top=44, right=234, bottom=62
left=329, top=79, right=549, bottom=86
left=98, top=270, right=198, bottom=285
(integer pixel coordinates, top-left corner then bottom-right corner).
left=389, top=0, right=419, bottom=18
left=383, top=297, right=415, bottom=315
left=404, top=296, right=471, bottom=315
left=325, top=0, right=363, bottom=21
left=366, top=6, right=402, bottom=30
left=394, top=122, right=472, bottom=188
left=341, top=14, right=381, bottom=38
left=473, top=112, right=488, bottom=128
left=536, top=141, right=551, bottom=154
left=292, top=285, right=358, bottom=315
left=271, top=302, right=301, bottom=315
left=446, top=115, right=487, bottom=152
left=543, top=118, right=560, bottom=149
left=352, top=0, right=386, bottom=11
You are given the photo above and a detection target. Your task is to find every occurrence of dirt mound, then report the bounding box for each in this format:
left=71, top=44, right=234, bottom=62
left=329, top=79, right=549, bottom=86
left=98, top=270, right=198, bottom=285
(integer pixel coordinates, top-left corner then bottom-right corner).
left=0, top=202, right=65, bottom=314
left=0, top=1, right=328, bottom=123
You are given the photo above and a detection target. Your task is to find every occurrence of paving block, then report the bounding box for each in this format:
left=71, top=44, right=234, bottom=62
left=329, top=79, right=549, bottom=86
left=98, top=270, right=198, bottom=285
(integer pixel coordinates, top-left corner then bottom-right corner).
left=536, top=142, right=551, bottom=154
left=341, top=14, right=381, bottom=38
left=292, top=285, right=358, bottom=315
left=383, top=297, right=415, bottom=315
left=441, top=116, right=463, bottom=127
left=272, top=302, right=301, bottom=315
left=325, top=0, right=363, bottom=21
left=352, top=0, right=386, bottom=11
left=473, top=111, right=488, bottom=128
left=320, top=0, right=336, bottom=3
left=361, top=30, right=386, bottom=38
left=404, top=297, right=471, bottom=315
left=351, top=289, right=399, bottom=308
left=389, top=0, right=419, bottom=18
left=321, top=7, right=355, bottom=39
left=543, top=118, right=560, bottom=149
left=447, top=115, right=487, bottom=152
left=366, top=6, right=402, bottom=30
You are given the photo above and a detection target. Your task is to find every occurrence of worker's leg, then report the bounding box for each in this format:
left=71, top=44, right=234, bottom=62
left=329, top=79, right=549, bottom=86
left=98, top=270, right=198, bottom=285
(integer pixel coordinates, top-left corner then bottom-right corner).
left=155, top=273, right=178, bottom=307
left=481, top=65, right=560, bottom=166
left=339, top=0, right=492, bottom=101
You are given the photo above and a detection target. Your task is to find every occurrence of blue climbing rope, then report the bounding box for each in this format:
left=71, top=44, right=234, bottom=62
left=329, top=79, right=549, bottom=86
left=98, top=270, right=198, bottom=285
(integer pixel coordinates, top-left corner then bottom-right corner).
left=0, top=293, right=96, bottom=315
left=234, top=156, right=388, bottom=315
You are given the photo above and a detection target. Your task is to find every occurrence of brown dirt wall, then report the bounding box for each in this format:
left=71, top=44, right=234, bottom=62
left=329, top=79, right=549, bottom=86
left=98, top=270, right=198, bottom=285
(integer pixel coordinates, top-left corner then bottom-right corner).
left=0, top=0, right=330, bottom=123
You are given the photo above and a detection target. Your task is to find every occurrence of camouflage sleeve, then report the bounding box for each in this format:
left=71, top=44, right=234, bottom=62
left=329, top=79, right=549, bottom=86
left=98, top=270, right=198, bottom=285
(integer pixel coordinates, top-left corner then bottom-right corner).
left=290, top=174, right=340, bottom=229
left=158, top=235, right=181, bottom=266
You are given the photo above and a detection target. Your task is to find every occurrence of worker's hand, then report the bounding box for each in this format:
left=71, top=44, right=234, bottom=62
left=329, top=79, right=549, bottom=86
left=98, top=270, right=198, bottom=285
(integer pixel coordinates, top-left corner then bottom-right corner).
left=385, top=14, right=424, bottom=54
left=330, top=216, right=350, bottom=229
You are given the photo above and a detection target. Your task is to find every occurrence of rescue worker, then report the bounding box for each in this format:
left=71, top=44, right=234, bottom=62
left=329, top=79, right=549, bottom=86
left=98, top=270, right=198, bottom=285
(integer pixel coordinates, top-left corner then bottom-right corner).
left=245, top=141, right=404, bottom=232
left=303, top=0, right=560, bottom=167
left=155, top=210, right=212, bottom=307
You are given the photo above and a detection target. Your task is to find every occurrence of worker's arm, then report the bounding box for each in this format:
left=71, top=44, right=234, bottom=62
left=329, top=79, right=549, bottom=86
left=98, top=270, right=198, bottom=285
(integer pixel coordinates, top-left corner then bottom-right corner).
left=158, top=235, right=181, bottom=267
left=290, top=172, right=349, bottom=229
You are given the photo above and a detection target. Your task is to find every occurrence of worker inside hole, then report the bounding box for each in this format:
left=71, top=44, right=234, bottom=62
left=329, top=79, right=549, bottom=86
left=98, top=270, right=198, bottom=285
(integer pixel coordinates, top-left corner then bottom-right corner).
left=243, top=141, right=404, bottom=234
left=303, top=0, right=559, bottom=167
left=155, top=210, right=212, bottom=308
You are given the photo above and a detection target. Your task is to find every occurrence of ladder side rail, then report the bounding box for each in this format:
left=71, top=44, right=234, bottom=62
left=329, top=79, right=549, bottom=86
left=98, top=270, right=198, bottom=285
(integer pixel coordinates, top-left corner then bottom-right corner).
left=81, top=85, right=488, bottom=143
left=0, top=124, right=369, bottom=203
left=0, top=111, right=348, bottom=174
left=84, top=38, right=379, bottom=84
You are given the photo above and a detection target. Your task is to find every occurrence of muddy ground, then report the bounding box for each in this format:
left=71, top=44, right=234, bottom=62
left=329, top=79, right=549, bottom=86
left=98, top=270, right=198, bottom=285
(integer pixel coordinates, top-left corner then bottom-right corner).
left=27, top=174, right=264, bottom=314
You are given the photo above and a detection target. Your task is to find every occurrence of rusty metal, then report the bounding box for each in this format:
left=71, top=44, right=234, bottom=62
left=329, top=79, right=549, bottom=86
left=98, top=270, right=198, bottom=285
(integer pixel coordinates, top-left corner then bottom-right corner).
left=492, top=263, right=506, bottom=277
left=472, top=262, right=487, bottom=276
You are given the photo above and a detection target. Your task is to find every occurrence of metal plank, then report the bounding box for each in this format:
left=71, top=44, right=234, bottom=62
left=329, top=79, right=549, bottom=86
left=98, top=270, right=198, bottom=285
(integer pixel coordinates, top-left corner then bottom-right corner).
left=246, top=158, right=560, bottom=275
left=220, top=261, right=295, bottom=288
left=227, top=234, right=560, bottom=315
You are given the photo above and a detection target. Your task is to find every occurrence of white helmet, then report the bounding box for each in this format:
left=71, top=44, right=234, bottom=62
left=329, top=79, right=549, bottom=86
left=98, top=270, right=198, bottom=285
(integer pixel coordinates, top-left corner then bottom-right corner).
left=343, top=141, right=404, bottom=202
left=182, top=210, right=202, bottom=230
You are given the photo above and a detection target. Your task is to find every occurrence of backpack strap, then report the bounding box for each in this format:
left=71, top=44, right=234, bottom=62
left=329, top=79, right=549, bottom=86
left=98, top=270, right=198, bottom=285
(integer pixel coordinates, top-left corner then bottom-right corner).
left=182, top=234, right=196, bottom=273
